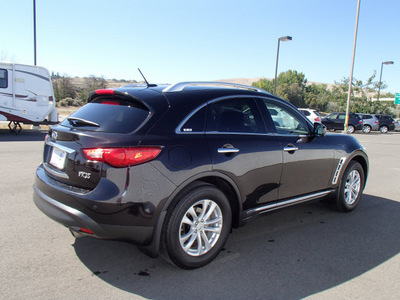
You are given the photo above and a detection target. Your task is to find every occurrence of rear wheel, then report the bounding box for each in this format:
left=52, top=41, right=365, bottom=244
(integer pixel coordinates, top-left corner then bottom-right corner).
left=362, top=125, right=371, bottom=134
left=162, top=184, right=232, bottom=269
left=335, top=161, right=365, bottom=212
left=347, top=124, right=355, bottom=134
left=380, top=125, right=389, bottom=133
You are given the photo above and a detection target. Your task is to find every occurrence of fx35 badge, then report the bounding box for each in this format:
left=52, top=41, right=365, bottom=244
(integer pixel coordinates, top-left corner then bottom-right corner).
left=78, top=171, right=91, bottom=179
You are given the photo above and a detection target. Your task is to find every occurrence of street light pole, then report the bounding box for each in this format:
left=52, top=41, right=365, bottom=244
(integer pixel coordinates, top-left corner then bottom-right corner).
left=33, top=0, right=37, bottom=66
left=344, top=0, right=361, bottom=132
left=377, top=61, right=394, bottom=102
left=273, top=36, right=292, bottom=95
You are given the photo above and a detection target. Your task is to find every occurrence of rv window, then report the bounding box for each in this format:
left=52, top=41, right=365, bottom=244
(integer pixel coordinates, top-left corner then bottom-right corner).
left=0, top=69, right=7, bottom=88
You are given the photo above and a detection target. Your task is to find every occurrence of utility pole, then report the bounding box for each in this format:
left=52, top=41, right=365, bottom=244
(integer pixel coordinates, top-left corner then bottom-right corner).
left=33, top=0, right=37, bottom=65
left=344, top=0, right=361, bottom=132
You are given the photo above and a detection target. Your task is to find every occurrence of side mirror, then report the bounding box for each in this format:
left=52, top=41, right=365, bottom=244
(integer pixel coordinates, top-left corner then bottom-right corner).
left=313, top=123, right=326, bottom=137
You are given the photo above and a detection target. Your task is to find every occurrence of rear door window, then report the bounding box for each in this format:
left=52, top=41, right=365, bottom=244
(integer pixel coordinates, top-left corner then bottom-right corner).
left=60, top=97, right=150, bottom=133
left=206, top=98, right=266, bottom=133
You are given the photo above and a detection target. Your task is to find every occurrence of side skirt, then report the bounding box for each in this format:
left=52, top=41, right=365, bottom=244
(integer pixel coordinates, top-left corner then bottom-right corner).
left=243, top=190, right=335, bottom=220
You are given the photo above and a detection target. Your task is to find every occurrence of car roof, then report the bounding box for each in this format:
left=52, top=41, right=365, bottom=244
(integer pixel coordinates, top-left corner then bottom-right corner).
left=108, top=81, right=275, bottom=109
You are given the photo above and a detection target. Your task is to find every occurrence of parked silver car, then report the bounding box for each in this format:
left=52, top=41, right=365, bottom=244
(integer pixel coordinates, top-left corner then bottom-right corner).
left=359, top=113, right=379, bottom=133
left=395, top=119, right=400, bottom=132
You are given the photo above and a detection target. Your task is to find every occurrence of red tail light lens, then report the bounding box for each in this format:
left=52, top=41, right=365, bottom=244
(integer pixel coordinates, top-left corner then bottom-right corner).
left=83, top=147, right=162, bottom=167
left=315, top=117, right=321, bottom=122
left=80, top=228, right=94, bottom=234
left=101, top=100, right=120, bottom=105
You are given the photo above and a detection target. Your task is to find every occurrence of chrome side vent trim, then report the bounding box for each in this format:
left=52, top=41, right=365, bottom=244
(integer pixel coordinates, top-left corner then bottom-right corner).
left=332, top=157, right=346, bottom=185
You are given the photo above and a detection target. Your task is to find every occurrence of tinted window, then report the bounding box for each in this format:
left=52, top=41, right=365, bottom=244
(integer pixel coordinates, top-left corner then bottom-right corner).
left=263, top=101, right=309, bottom=135
left=207, top=98, right=265, bottom=133
left=327, top=113, right=338, bottom=119
left=60, top=98, right=149, bottom=133
left=180, top=106, right=206, bottom=133
left=0, top=69, right=7, bottom=88
left=301, top=110, right=311, bottom=116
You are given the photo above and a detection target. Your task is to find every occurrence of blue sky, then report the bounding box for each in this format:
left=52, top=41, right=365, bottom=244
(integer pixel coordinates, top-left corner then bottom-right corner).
left=1, top=0, right=399, bottom=93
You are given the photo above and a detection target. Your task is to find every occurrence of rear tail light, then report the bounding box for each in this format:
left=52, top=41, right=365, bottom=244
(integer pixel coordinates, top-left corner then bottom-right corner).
left=315, top=117, right=321, bottom=122
left=80, top=228, right=94, bottom=234
left=83, top=147, right=162, bottom=168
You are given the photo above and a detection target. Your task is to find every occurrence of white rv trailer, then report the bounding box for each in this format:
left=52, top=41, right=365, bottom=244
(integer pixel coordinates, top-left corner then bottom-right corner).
left=0, top=62, right=58, bottom=132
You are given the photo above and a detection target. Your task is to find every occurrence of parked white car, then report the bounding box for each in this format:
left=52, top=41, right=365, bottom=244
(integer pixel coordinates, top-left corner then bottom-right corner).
left=298, top=108, right=321, bottom=123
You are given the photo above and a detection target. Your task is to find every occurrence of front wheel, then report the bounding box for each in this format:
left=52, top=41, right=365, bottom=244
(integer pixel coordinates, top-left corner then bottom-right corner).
left=162, top=183, right=232, bottom=269
left=335, top=161, right=365, bottom=212
left=380, top=125, right=389, bottom=133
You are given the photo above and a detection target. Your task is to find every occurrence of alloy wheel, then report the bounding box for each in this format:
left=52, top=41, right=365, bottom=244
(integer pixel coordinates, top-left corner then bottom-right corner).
left=344, top=170, right=361, bottom=205
left=179, top=199, right=223, bottom=256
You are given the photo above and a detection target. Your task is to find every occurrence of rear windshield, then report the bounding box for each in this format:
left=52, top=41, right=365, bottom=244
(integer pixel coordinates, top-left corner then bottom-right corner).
left=61, top=98, right=150, bottom=133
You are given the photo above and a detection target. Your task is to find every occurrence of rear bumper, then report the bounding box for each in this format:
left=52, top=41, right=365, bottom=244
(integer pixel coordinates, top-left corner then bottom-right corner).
left=33, top=185, right=154, bottom=245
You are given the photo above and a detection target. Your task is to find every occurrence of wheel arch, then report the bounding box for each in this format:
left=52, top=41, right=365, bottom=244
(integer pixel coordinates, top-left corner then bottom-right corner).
left=161, top=172, right=243, bottom=229
left=344, top=151, right=369, bottom=189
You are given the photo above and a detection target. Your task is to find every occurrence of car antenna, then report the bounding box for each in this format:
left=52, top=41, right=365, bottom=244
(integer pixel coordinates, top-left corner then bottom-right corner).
left=138, top=68, right=156, bottom=87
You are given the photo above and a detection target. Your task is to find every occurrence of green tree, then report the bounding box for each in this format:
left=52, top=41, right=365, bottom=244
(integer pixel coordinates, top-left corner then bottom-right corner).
left=51, top=74, right=75, bottom=101
left=330, top=72, right=395, bottom=114
left=252, top=78, right=273, bottom=93
left=78, top=75, right=107, bottom=103
left=252, top=70, right=307, bottom=107
left=304, top=83, right=331, bottom=111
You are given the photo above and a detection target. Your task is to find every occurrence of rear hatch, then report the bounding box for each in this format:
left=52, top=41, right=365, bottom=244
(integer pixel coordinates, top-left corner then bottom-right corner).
left=43, top=90, right=152, bottom=190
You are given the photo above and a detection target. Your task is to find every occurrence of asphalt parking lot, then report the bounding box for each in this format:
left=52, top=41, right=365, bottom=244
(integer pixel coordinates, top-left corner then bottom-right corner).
left=1, top=129, right=400, bottom=300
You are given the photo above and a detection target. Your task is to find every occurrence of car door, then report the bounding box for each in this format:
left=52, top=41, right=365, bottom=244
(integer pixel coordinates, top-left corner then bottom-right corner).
left=323, top=113, right=340, bottom=130
left=205, top=97, right=282, bottom=210
left=260, top=99, right=335, bottom=199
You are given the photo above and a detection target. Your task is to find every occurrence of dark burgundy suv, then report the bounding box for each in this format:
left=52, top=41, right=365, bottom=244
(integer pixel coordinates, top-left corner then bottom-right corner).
left=33, top=82, right=368, bottom=269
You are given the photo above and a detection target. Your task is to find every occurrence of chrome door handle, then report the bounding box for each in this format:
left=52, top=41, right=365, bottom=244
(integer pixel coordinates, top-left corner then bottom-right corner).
left=218, top=148, right=240, bottom=154
left=283, top=146, right=299, bottom=152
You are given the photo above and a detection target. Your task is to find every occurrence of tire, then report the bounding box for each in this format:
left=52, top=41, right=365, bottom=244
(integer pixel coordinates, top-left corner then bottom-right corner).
left=335, top=161, right=365, bottom=212
left=362, top=125, right=371, bottom=134
left=162, top=183, right=232, bottom=269
left=380, top=125, right=389, bottom=133
left=347, top=124, right=355, bottom=134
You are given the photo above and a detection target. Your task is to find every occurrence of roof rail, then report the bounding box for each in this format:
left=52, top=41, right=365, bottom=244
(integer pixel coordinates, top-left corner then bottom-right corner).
left=162, top=81, right=268, bottom=93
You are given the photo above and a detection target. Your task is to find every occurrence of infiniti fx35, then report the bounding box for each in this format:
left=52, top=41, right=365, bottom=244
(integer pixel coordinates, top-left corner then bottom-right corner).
left=34, top=82, right=368, bottom=269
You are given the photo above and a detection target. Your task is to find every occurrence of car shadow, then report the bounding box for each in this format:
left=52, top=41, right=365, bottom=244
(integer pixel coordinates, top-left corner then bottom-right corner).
left=73, top=194, right=400, bottom=299
left=0, top=128, right=47, bottom=142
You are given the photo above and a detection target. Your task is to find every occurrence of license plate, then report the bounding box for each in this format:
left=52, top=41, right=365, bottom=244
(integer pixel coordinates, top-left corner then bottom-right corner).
left=50, top=147, right=67, bottom=170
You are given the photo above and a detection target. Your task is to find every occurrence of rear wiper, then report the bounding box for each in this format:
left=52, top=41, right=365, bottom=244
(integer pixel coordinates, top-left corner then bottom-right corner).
left=67, top=117, right=100, bottom=127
